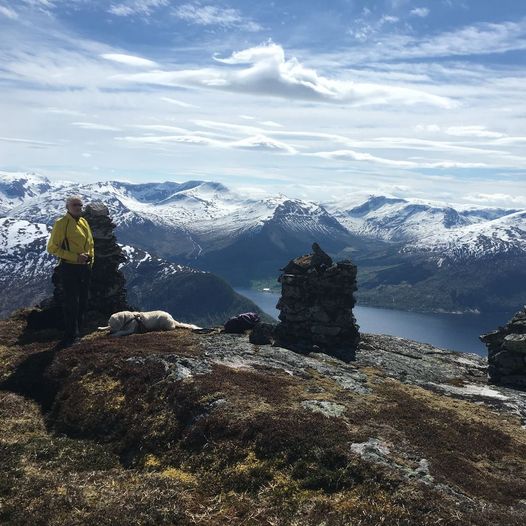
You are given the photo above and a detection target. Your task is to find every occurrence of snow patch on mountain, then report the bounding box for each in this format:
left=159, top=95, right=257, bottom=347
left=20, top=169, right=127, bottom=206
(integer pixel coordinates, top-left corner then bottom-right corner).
left=1, top=171, right=525, bottom=265
left=405, top=210, right=526, bottom=262
left=327, top=195, right=518, bottom=244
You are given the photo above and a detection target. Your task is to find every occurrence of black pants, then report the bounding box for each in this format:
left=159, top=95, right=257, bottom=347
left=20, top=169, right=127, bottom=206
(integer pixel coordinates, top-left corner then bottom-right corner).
left=60, top=262, right=91, bottom=339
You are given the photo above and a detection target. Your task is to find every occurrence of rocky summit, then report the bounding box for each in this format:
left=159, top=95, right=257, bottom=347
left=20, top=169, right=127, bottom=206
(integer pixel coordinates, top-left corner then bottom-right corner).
left=481, top=306, right=526, bottom=388
left=1, top=310, right=526, bottom=526
left=276, top=243, right=360, bottom=362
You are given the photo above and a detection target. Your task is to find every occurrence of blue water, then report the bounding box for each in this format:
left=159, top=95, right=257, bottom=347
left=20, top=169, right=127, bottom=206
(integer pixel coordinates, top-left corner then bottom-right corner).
left=235, top=288, right=514, bottom=356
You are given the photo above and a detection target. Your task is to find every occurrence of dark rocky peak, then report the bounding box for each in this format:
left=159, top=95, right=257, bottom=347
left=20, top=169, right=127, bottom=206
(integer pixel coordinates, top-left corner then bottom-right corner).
left=442, top=206, right=463, bottom=228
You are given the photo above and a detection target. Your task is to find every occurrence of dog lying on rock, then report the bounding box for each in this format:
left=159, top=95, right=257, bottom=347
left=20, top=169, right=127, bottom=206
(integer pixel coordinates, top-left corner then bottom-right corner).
left=98, top=310, right=201, bottom=337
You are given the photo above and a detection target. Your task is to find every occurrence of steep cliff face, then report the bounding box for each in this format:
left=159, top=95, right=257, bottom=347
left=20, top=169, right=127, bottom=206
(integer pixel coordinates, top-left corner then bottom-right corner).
left=1, top=311, right=526, bottom=525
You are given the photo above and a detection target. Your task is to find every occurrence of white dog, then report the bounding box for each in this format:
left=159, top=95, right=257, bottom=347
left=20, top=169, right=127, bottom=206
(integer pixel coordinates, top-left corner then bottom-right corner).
left=98, top=310, right=200, bottom=337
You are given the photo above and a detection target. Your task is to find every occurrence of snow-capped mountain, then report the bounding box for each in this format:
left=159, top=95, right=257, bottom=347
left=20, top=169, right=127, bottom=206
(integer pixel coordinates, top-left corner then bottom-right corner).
left=405, top=210, right=526, bottom=263
left=3, top=173, right=355, bottom=263
left=326, top=195, right=518, bottom=245
left=0, top=171, right=56, bottom=214
left=2, top=171, right=526, bottom=314
left=5, top=172, right=523, bottom=265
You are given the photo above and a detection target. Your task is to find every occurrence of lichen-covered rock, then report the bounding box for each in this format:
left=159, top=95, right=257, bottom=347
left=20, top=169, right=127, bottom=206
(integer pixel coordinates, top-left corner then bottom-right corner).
left=275, top=244, right=360, bottom=362
left=481, top=307, right=526, bottom=388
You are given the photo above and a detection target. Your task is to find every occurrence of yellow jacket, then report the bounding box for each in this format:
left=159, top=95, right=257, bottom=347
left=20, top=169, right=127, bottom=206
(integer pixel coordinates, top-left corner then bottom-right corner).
left=47, top=212, right=95, bottom=266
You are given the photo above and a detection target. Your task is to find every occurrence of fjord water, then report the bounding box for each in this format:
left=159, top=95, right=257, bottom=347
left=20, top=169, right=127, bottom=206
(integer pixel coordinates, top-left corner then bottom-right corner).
left=235, top=288, right=514, bottom=356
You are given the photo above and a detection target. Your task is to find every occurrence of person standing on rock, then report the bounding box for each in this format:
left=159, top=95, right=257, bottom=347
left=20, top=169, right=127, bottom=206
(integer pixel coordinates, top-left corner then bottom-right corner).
left=47, top=195, right=94, bottom=346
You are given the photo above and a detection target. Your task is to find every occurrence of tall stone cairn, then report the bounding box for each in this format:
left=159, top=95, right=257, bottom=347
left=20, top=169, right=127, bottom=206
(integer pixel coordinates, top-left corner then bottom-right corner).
left=81, top=202, right=129, bottom=319
left=480, top=307, right=526, bottom=388
left=275, top=243, right=360, bottom=362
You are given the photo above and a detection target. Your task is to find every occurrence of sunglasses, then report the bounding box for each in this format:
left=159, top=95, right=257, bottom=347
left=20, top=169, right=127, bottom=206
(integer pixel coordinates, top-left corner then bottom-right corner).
left=70, top=203, right=83, bottom=207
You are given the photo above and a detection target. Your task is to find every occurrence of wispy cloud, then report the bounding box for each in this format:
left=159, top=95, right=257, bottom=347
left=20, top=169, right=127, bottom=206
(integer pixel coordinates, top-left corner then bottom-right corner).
left=229, top=135, right=296, bottom=153
left=172, top=3, right=262, bottom=31
left=160, top=96, right=198, bottom=108
left=0, top=4, right=18, bottom=19
left=0, top=136, right=57, bottom=147
left=108, top=0, right=169, bottom=17
left=114, top=42, right=454, bottom=108
left=41, top=107, right=87, bottom=117
left=116, top=132, right=296, bottom=153
left=410, top=7, right=430, bottom=18
left=465, top=193, right=526, bottom=205
left=259, top=121, right=283, bottom=128
left=101, top=53, right=158, bottom=67
left=445, top=125, right=506, bottom=138
left=309, top=149, right=487, bottom=168
left=72, top=122, right=122, bottom=131
left=1, top=1, right=525, bottom=207
left=346, top=18, right=526, bottom=62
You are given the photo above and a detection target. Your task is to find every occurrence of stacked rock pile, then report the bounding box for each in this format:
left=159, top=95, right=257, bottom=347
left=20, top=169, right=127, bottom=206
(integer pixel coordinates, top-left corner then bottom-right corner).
left=480, top=307, right=526, bottom=388
left=80, top=202, right=129, bottom=320
left=275, top=243, right=360, bottom=362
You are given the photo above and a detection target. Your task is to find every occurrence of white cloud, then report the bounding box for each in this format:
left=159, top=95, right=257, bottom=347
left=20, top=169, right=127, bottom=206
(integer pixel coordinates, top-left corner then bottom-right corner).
left=494, top=136, right=526, bottom=145
left=229, top=135, right=297, bottom=154
left=187, top=120, right=510, bottom=158
left=465, top=193, right=526, bottom=205
left=410, top=7, right=430, bottom=18
left=173, top=3, right=262, bottom=31
left=19, top=0, right=57, bottom=11
left=445, top=125, right=506, bottom=138
left=115, top=131, right=295, bottom=153
left=133, top=124, right=190, bottom=133
left=0, top=136, right=57, bottom=146
left=160, top=96, right=198, bottom=108
left=114, top=42, right=454, bottom=108
left=117, top=134, right=218, bottom=146
left=41, top=107, right=87, bottom=117
left=259, top=120, right=283, bottom=128
left=399, top=19, right=526, bottom=59
left=72, top=122, right=122, bottom=131
left=101, top=53, right=158, bottom=67
left=341, top=18, right=526, bottom=63
left=310, top=149, right=487, bottom=168
left=0, top=5, right=18, bottom=19
left=311, top=149, right=416, bottom=167
left=108, top=0, right=168, bottom=17
left=415, top=124, right=441, bottom=133
left=380, top=15, right=399, bottom=24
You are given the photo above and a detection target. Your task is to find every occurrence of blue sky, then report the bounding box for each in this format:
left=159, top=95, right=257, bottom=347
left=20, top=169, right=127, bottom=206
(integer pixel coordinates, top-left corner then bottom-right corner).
left=1, top=0, right=525, bottom=206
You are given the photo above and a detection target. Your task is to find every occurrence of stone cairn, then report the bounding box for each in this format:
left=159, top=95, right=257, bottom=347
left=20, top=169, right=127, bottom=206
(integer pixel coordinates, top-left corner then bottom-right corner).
left=27, top=202, right=130, bottom=332
left=480, top=307, right=526, bottom=389
left=274, top=243, right=360, bottom=362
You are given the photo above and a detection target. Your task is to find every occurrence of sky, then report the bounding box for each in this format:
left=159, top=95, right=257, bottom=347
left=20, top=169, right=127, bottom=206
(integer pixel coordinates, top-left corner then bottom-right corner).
left=0, top=0, right=525, bottom=207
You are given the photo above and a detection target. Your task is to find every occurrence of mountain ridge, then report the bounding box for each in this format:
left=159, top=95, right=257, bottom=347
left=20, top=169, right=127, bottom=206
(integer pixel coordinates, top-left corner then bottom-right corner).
left=1, top=170, right=525, bottom=314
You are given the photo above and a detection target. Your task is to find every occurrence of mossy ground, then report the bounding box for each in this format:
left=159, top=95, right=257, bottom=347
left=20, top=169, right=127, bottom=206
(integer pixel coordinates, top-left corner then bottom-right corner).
left=1, top=310, right=525, bottom=525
